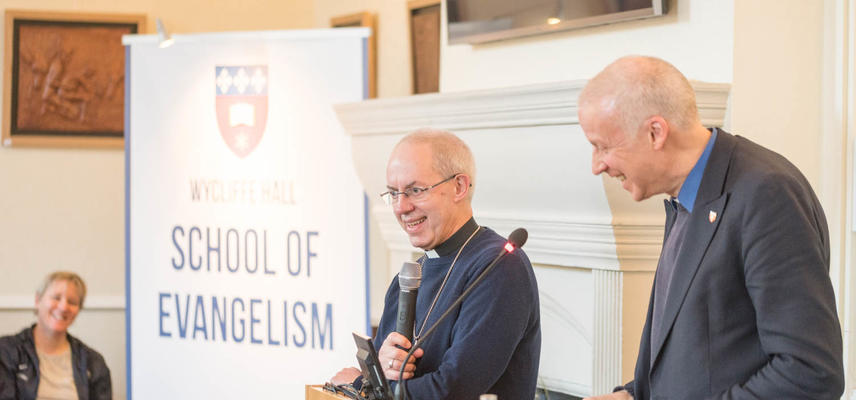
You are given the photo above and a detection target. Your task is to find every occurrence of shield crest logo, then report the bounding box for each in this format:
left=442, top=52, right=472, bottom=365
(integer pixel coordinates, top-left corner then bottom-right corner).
left=215, top=66, right=268, bottom=158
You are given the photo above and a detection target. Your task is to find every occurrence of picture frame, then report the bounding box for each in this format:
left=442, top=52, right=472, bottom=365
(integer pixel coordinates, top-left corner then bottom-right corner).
left=330, top=11, right=377, bottom=99
left=408, top=0, right=440, bottom=94
left=3, top=10, right=146, bottom=148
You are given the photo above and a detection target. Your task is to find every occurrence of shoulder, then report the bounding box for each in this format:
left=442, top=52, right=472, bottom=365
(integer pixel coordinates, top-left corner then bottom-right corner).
left=472, top=228, right=531, bottom=263
left=0, top=334, right=18, bottom=362
left=456, top=228, right=540, bottom=324
left=719, top=135, right=827, bottom=247
left=68, top=334, right=109, bottom=370
left=718, top=135, right=819, bottom=211
left=0, top=333, right=20, bottom=348
left=466, top=227, right=536, bottom=286
left=0, top=327, right=33, bottom=351
left=728, top=135, right=811, bottom=188
left=382, top=271, right=401, bottom=302
left=469, top=228, right=510, bottom=255
left=0, top=327, right=33, bottom=366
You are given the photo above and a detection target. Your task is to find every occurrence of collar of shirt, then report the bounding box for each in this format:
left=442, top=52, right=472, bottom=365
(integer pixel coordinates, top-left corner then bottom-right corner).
left=674, top=128, right=718, bottom=213
left=425, top=217, right=479, bottom=258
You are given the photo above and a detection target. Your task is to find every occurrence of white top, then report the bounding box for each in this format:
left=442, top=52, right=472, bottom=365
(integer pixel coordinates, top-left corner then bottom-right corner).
left=36, top=348, right=78, bottom=400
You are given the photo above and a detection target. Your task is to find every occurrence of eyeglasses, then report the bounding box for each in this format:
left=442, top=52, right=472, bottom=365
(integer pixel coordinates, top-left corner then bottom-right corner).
left=380, top=174, right=459, bottom=205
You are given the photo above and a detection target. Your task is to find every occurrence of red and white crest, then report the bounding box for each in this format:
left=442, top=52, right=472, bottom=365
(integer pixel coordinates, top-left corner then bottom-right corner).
left=215, top=66, right=268, bottom=158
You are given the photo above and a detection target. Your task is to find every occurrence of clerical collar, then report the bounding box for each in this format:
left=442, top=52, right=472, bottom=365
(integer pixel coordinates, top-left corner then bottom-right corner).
left=425, top=217, right=479, bottom=258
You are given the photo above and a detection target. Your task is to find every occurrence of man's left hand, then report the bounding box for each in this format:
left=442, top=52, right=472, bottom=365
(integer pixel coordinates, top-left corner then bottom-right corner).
left=330, top=367, right=361, bottom=386
left=377, top=332, right=424, bottom=381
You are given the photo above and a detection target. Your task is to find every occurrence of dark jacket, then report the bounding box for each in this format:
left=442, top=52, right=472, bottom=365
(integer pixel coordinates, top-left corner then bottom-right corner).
left=618, top=131, right=843, bottom=399
left=0, top=325, right=112, bottom=400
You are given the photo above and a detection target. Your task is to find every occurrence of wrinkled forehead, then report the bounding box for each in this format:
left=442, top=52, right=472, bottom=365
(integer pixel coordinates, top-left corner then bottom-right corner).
left=386, top=142, right=438, bottom=184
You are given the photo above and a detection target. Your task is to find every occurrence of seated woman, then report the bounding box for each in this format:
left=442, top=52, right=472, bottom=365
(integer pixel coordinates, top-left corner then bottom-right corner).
left=0, top=271, right=111, bottom=400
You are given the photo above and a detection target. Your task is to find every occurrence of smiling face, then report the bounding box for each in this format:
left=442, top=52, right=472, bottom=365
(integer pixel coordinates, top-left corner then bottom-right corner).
left=35, top=279, right=82, bottom=335
left=580, top=104, right=664, bottom=202
left=386, top=141, right=470, bottom=250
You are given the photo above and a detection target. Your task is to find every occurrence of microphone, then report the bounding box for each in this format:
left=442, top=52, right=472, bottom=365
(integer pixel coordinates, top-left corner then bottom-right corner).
left=396, top=261, right=422, bottom=342
left=394, top=228, right=528, bottom=400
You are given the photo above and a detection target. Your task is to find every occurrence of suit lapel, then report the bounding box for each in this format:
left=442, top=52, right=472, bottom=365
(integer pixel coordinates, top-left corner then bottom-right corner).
left=650, top=194, right=728, bottom=366
left=647, top=199, right=677, bottom=364
left=649, top=130, right=738, bottom=371
left=662, top=199, right=677, bottom=240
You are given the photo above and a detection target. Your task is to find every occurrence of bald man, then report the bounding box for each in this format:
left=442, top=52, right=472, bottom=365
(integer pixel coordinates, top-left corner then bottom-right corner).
left=331, top=129, right=541, bottom=399
left=579, top=56, right=843, bottom=399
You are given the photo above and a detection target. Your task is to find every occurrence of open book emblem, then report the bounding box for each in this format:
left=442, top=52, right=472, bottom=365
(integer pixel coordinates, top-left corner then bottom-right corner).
left=215, top=65, right=268, bottom=158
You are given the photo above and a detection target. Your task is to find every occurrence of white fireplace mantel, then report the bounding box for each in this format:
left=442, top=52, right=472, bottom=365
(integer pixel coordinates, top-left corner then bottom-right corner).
left=336, top=80, right=730, bottom=271
left=335, top=80, right=730, bottom=397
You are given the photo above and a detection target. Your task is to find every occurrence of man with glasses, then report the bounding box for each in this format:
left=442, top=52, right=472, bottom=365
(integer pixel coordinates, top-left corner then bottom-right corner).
left=330, top=129, right=541, bottom=399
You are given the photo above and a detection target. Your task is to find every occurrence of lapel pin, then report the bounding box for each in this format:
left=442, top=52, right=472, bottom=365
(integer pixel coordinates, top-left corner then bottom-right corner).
left=709, top=210, right=717, bottom=223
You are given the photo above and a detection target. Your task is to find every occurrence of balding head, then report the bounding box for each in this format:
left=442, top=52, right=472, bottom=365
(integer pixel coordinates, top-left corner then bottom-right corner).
left=578, top=56, right=713, bottom=201
left=393, top=128, right=476, bottom=200
left=579, top=56, right=700, bottom=136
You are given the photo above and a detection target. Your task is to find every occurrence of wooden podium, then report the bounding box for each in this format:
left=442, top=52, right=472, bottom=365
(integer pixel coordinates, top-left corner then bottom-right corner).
left=305, top=385, right=353, bottom=400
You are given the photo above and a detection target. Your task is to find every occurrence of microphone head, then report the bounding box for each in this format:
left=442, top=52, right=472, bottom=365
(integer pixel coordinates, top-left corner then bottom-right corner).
left=508, top=228, right=528, bottom=249
left=398, top=261, right=422, bottom=290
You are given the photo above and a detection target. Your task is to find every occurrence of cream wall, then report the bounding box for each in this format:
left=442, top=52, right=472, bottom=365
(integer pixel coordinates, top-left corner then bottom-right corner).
left=440, top=0, right=733, bottom=91
left=0, top=2, right=315, bottom=399
left=314, top=0, right=412, bottom=98
left=732, top=1, right=824, bottom=189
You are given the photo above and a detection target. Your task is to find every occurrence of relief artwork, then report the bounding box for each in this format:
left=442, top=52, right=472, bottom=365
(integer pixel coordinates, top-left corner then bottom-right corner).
left=14, top=22, right=133, bottom=136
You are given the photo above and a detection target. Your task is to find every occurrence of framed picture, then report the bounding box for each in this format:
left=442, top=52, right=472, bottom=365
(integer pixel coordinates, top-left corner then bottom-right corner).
left=3, top=10, right=146, bottom=148
left=408, top=0, right=440, bottom=94
left=331, top=11, right=376, bottom=99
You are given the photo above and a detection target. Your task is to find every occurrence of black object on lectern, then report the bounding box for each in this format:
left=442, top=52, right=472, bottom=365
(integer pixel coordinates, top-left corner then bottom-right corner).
left=352, top=332, right=392, bottom=400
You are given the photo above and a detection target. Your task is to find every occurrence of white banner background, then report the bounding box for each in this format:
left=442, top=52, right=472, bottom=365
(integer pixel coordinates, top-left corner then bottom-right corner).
left=124, top=29, right=369, bottom=399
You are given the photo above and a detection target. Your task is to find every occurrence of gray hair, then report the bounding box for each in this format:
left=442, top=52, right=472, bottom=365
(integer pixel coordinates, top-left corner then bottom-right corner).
left=36, top=271, right=87, bottom=308
left=579, top=55, right=700, bottom=135
left=396, top=128, right=476, bottom=199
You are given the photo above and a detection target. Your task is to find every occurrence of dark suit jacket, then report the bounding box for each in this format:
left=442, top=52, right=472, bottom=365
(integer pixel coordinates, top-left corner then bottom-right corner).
left=620, top=130, right=844, bottom=399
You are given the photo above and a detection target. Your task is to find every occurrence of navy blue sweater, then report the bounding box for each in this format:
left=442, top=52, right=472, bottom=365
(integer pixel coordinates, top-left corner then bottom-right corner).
left=374, top=226, right=541, bottom=399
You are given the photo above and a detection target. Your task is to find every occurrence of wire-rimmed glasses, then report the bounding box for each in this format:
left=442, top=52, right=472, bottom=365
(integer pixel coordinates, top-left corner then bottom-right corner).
left=379, top=174, right=459, bottom=205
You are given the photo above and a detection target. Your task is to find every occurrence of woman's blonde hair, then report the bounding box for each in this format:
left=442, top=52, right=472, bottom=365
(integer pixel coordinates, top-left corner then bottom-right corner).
left=36, top=271, right=87, bottom=308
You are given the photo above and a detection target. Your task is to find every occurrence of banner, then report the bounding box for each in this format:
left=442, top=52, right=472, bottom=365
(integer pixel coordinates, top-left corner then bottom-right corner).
left=124, top=29, right=369, bottom=399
